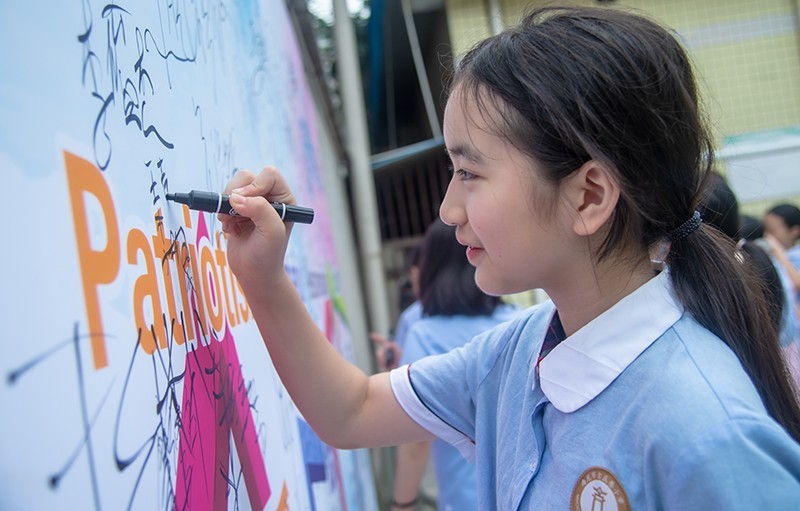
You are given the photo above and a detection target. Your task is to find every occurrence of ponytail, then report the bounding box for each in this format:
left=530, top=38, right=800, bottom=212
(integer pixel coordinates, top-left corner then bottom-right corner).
left=668, top=223, right=800, bottom=441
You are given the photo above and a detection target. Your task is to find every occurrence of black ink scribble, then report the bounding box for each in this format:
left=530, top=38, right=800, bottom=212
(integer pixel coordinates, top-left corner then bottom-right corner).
left=102, top=3, right=130, bottom=93
left=160, top=159, right=169, bottom=194
left=71, top=323, right=103, bottom=511
left=192, top=101, right=236, bottom=189
left=50, top=380, right=115, bottom=490
left=54, top=2, right=274, bottom=508
left=148, top=159, right=168, bottom=206
left=123, top=70, right=174, bottom=150
left=6, top=325, right=116, bottom=511
left=92, top=91, right=115, bottom=171
left=81, top=1, right=195, bottom=171
left=113, top=315, right=190, bottom=510
left=142, top=28, right=198, bottom=65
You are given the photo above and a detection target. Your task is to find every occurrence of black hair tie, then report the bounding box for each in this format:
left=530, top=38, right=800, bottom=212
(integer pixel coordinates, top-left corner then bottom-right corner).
left=668, top=210, right=702, bottom=241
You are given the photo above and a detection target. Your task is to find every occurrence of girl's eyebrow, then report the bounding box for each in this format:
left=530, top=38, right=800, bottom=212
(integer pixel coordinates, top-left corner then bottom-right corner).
left=446, top=144, right=484, bottom=164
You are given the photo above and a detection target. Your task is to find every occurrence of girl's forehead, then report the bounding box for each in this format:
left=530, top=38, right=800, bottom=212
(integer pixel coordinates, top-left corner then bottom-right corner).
left=444, top=91, right=505, bottom=154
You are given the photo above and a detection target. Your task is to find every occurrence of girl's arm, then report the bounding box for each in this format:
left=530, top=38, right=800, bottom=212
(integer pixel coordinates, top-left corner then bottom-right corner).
left=247, top=276, right=431, bottom=448
left=220, top=167, right=433, bottom=449
left=391, top=442, right=431, bottom=510
left=764, top=235, right=800, bottom=291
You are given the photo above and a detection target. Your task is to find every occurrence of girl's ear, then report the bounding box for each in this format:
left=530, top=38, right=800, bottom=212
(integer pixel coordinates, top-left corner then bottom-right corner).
left=564, top=160, right=620, bottom=237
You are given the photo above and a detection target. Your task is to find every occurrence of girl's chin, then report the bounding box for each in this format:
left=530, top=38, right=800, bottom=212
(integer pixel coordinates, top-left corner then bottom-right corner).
left=474, top=274, right=507, bottom=298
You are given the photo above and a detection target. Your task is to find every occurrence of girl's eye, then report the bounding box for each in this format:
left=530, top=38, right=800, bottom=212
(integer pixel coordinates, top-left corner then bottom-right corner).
left=453, top=168, right=476, bottom=181
left=446, top=162, right=476, bottom=181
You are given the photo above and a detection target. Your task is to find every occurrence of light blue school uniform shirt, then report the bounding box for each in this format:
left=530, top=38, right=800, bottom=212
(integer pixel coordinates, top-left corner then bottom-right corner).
left=390, top=271, right=800, bottom=510
left=788, top=245, right=800, bottom=270
left=788, top=245, right=800, bottom=307
left=774, top=258, right=799, bottom=346
left=395, top=300, right=423, bottom=350
left=400, top=304, right=519, bottom=511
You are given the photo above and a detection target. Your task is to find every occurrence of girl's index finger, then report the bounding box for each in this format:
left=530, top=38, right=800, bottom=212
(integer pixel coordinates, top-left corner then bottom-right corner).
left=234, top=165, right=296, bottom=206
left=223, top=168, right=256, bottom=195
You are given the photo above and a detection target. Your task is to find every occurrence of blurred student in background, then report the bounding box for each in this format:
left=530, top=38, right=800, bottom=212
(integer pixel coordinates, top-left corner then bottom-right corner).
left=763, top=204, right=800, bottom=300
left=700, top=174, right=799, bottom=390
left=759, top=203, right=800, bottom=388
left=371, top=246, right=423, bottom=371
left=390, top=219, right=518, bottom=511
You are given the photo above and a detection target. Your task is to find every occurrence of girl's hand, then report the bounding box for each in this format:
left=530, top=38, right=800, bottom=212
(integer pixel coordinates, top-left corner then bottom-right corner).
left=764, top=234, right=789, bottom=260
left=369, top=332, right=402, bottom=371
left=220, top=166, right=296, bottom=295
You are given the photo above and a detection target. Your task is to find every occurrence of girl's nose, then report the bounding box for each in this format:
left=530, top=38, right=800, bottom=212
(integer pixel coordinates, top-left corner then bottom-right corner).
left=439, top=178, right=464, bottom=227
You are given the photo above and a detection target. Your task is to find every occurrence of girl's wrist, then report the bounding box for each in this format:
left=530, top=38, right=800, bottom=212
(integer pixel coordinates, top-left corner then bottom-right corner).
left=240, top=271, right=294, bottom=306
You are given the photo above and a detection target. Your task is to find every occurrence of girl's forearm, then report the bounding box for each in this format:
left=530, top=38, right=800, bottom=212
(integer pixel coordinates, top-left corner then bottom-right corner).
left=244, top=275, right=368, bottom=446
left=774, top=251, right=800, bottom=291
left=243, top=275, right=432, bottom=449
left=392, top=441, right=431, bottom=508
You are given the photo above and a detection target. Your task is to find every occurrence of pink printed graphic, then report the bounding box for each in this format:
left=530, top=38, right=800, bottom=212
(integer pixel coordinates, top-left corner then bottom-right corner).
left=175, top=324, right=271, bottom=510
left=175, top=213, right=269, bottom=510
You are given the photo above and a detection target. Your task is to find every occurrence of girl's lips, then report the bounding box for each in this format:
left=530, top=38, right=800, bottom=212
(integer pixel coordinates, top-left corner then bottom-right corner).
left=466, top=246, right=484, bottom=263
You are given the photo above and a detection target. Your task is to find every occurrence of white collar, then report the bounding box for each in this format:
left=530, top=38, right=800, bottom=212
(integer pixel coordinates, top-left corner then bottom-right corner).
left=538, top=271, right=683, bottom=413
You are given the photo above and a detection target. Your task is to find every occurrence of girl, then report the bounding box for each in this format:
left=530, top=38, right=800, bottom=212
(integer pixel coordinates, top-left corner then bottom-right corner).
left=390, top=219, right=518, bottom=510
left=221, top=6, right=800, bottom=509
left=763, top=203, right=800, bottom=301
left=764, top=204, right=800, bottom=270
left=699, top=172, right=800, bottom=390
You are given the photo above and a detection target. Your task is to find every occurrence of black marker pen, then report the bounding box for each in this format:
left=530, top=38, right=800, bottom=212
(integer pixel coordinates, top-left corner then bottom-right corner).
left=384, top=341, right=396, bottom=368
left=166, top=190, right=314, bottom=224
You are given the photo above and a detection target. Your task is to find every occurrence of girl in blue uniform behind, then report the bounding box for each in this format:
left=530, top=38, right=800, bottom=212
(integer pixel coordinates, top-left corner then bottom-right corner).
left=220, top=5, right=800, bottom=509
left=390, top=219, right=518, bottom=510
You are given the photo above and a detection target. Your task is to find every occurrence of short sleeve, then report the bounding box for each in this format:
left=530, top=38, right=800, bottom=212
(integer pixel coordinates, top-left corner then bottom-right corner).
left=389, top=318, right=524, bottom=461
left=389, top=305, right=549, bottom=464
left=389, top=335, right=492, bottom=461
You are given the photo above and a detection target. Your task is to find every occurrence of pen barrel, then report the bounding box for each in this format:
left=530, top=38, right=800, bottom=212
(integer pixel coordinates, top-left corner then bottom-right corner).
left=273, top=203, right=314, bottom=224
left=188, top=190, right=228, bottom=214
left=176, top=191, right=312, bottom=223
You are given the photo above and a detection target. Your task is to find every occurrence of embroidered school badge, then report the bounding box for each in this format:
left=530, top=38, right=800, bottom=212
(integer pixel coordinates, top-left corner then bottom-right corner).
left=570, top=466, right=630, bottom=511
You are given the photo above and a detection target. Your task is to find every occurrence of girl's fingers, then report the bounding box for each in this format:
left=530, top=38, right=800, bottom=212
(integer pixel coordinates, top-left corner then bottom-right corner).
left=232, top=166, right=295, bottom=206
left=369, top=332, right=391, bottom=347
left=221, top=166, right=297, bottom=237
left=228, top=193, right=281, bottom=232
left=218, top=207, right=252, bottom=233
left=223, top=169, right=256, bottom=195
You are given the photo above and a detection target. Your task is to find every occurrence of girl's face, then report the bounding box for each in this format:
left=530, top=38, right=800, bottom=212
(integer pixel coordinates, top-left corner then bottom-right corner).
left=763, top=213, right=800, bottom=249
left=439, top=87, right=582, bottom=296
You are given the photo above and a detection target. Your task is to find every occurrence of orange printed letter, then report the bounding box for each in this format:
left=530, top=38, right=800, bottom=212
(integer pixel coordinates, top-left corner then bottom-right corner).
left=64, top=151, right=120, bottom=368
left=128, top=228, right=167, bottom=354
left=200, top=244, right=224, bottom=335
